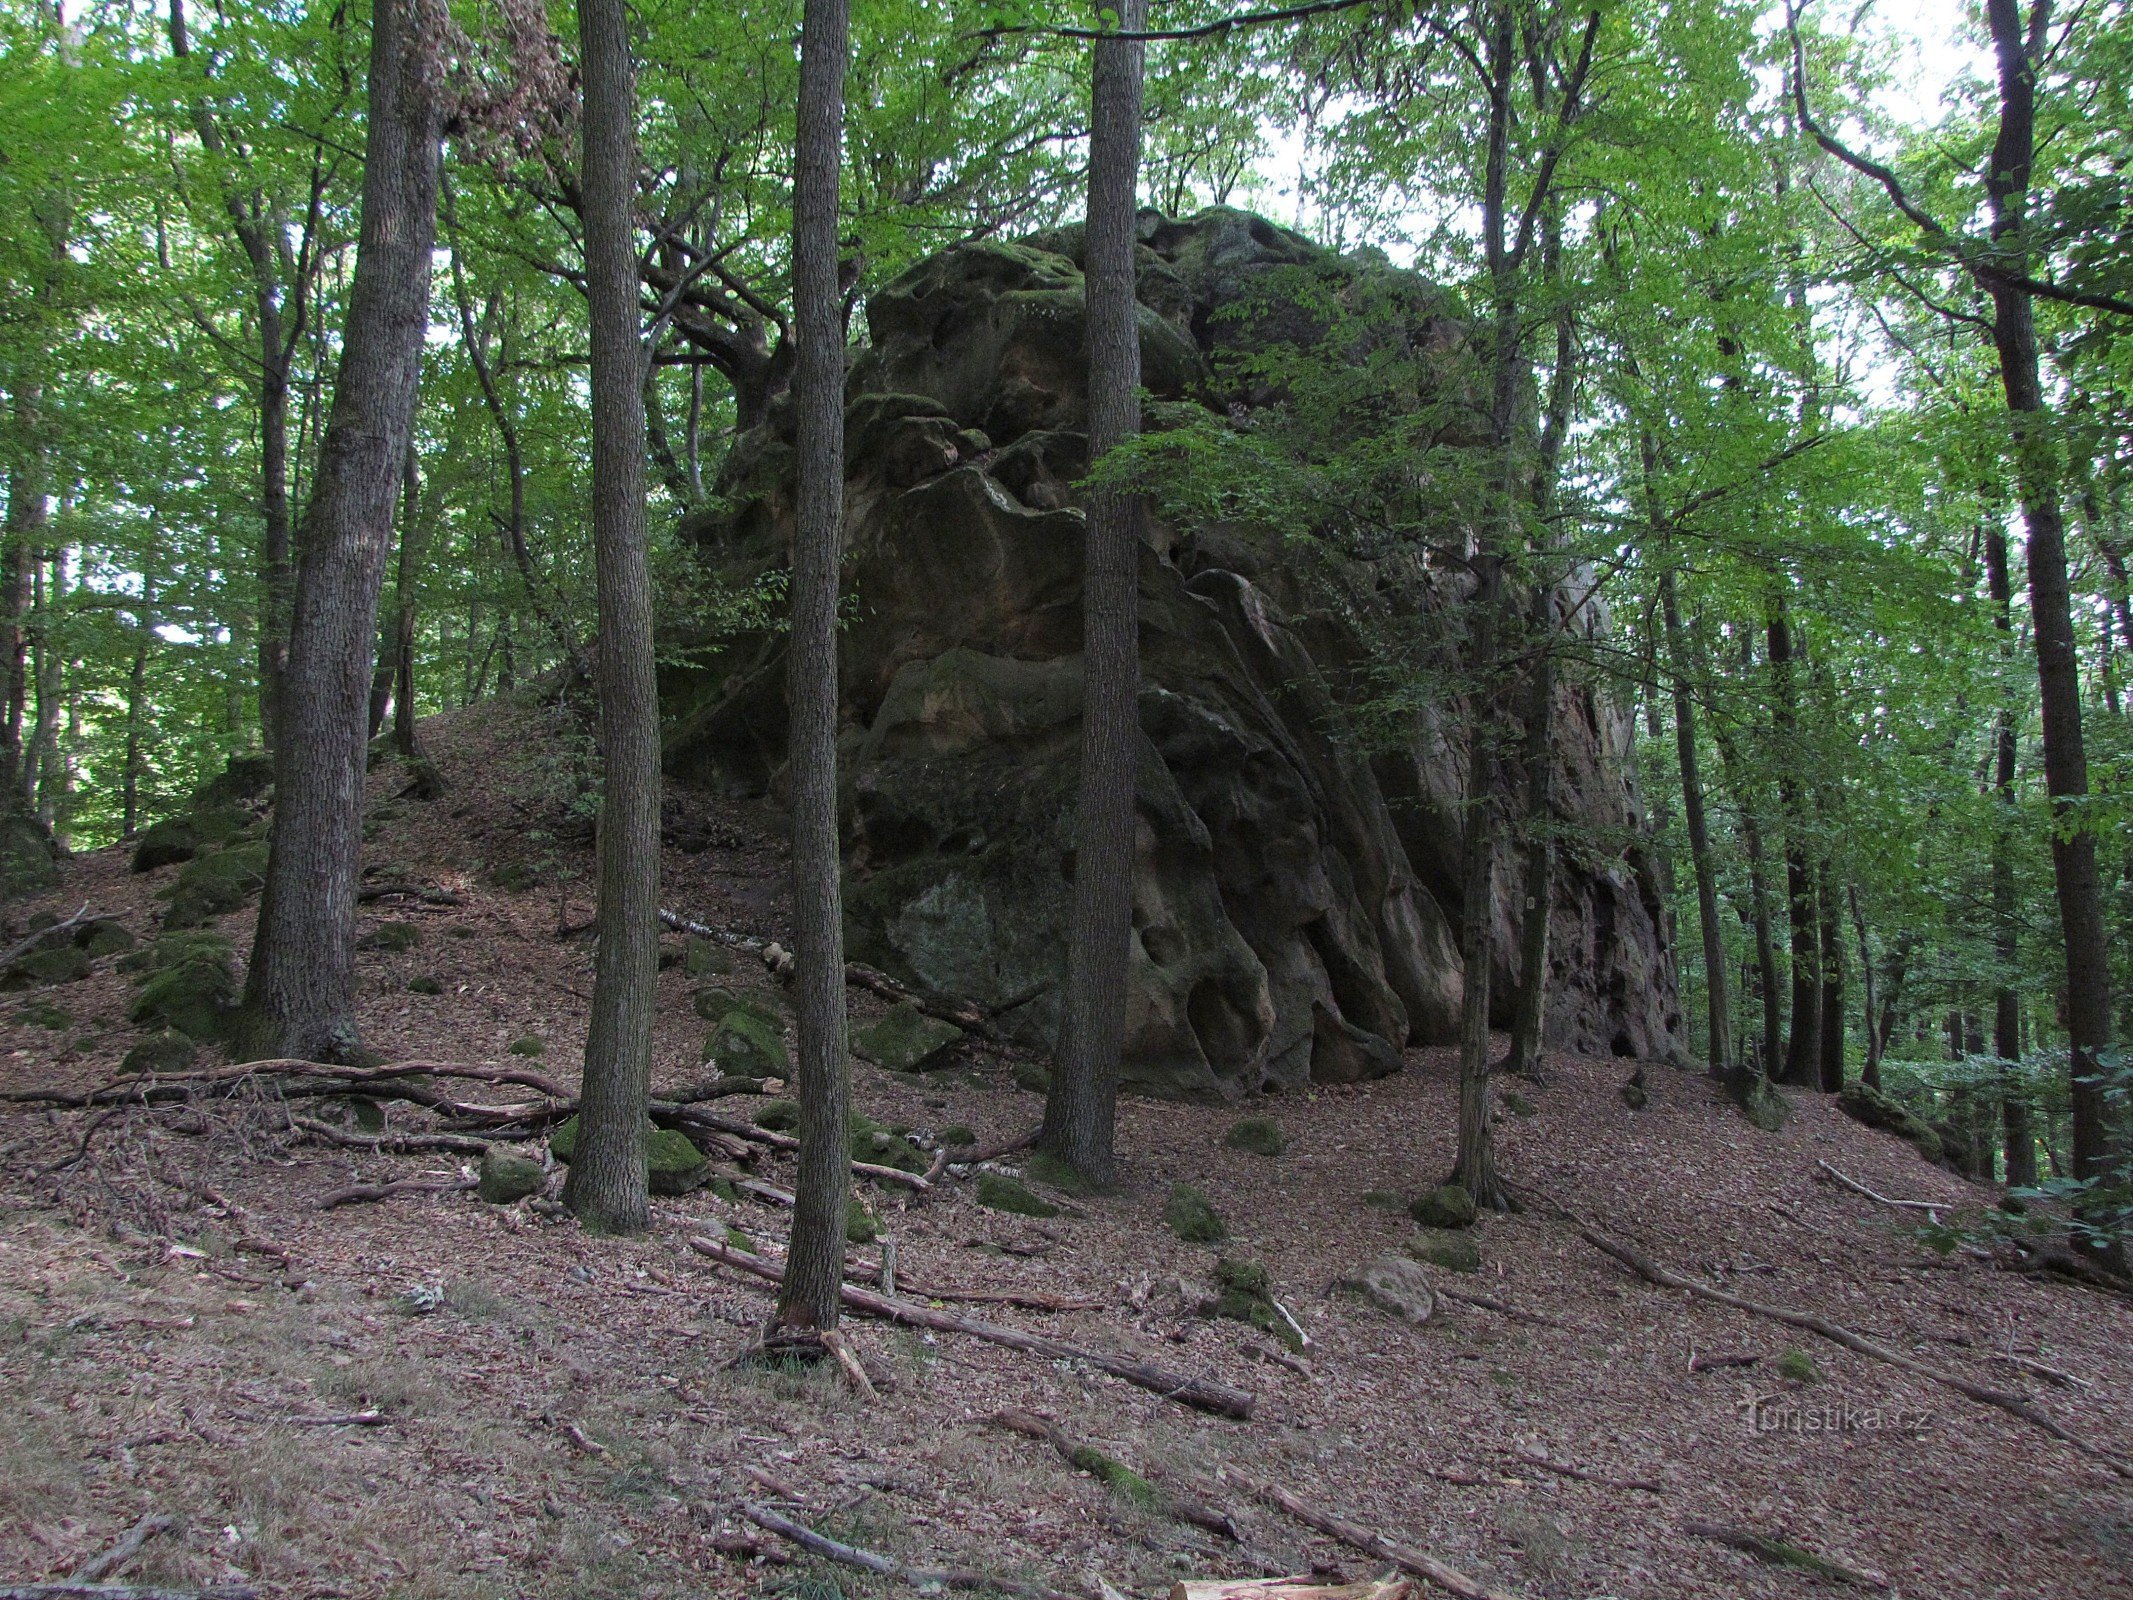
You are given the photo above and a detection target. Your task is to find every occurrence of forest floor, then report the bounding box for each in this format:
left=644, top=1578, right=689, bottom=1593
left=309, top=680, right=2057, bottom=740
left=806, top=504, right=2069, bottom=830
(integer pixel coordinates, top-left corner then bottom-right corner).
left=2, top=696, right=2130, bottom=1600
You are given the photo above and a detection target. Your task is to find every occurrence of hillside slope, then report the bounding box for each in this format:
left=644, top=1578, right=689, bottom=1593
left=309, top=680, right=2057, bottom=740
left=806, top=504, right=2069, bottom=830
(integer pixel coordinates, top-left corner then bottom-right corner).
left=1, top=698, right=2128, bottom=1600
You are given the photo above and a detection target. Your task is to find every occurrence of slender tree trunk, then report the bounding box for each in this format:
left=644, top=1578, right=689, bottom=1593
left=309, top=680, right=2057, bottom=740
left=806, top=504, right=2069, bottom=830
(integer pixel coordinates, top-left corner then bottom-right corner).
left=1661, top=567, right=1733, bottom=1080
left=1501, top=589, right=1556, bottom=1082
left=1848, top=885, right=1881, bottom=1087
left=390, top=446, right=422, bottom=758
left=776, top=0, right=855, bottom=1329
left=1815, top=856, right=1845, bottom=1090
left=1712, top=682, right=1783, bottom=1078
left=121, top=593, right=151, bottom=839
left=564, top=0, right=661, bottom=1237
left=0, top=462, right=40, bottom=800
left=1983, top=511, right=2039, bottom=1184
left=1767, top=600, right=1821, bottom=1086
left=237, top=0, right=443, bottom=1061
left=1041, top=0, right=1147, bottom=1191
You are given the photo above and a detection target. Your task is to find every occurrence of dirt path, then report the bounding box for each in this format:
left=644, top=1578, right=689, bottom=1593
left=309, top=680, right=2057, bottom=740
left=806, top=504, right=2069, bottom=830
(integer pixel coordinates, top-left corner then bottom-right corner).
left=2, top=699, right=2128, bottom=1599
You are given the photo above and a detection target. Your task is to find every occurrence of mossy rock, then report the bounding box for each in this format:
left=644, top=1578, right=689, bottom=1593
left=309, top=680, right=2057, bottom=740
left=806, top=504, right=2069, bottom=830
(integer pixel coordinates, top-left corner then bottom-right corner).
left=359, top=921, right=422, bottom=952
left=159, top=840, right=269, bottom=928
left=1024, top=1148, right=1096, bottom=1196
left=407, top=975, right=443, bottom=995
left=128, top=932, right=238, bottom=1039
left=1776, top=1347, right=1822, bottom=1384
left=939, top=1124, right=977, bottom=1147
left=683, top=937, right=736, bottom=977
left=1499, top=1089, right=1537, bottom=1118
left=1619, top=1080, right=1649, bottom=1110
left=1163, top=1182, right=1227, bottom=1243
left=976, top=1172, right=1058, bottom=1217
left=1, top=805, right=60, bottom=895
left=76, top=919, right=134, bottom=958
left=1011, top=1058, right=1053, bottom=1093
left=852, top=1123, right=931, bottom=1173
left=548, top=1116, right=709, bottom=1195
left=852, top=1001, right=965, bottom=1073
left=130, top=815, right=204, bottom=872
left=1837, top=1081, right=1945, bottom=1165
left=2, top=942, right=91, bottom=989
left=1410, top=1183, right=1477, bottom=1229
left=1224, top=1115, right=1285, bottom=1157
left=1362, top=1189, right=1408, bottom=1213
left=1206, top=1256, right=1301, bottom=1349
left=847, top=1197, right=881, bottom=1243
left=16, top=1000, right=70, bottom=1030
left=485, top=861, right=539, bottom=893
left=753, top=1098, right=801, bottom=1132
left=507, top=1035, right=547, bottom=1057
left=477, top=1147, right=545, bottom=1204
left=702, top=1009, right=788, bottom=1077
left=1405, top=1228, right=1481, bottom=1274
left=692, top=985, right=784, bottom=1025
left=121, top=1029, right=197, bottom=1076
left=1341, top=1255, right=1437, bottom=1324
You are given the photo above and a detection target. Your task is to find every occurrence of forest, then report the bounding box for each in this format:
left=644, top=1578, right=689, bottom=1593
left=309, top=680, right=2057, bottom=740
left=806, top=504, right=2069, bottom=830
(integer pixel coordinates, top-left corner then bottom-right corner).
left=2, top=0, right=2132, bottom=1596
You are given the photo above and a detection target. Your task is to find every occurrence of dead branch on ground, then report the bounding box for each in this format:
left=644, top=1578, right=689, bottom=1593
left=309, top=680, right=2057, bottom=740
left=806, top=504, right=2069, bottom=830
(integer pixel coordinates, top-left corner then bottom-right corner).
left=317, top=1175, right=478, bottom=1209
left=1681, top=1519, right=1889, bottom=1590
left=1223, top=1472, right=1519, bottom=1600
left=687, top=1234, right=1254, bottom=1417
left=991, top=1409, right=1240, bottom=1538
left=740, top=1503, right=1074, bottom=1600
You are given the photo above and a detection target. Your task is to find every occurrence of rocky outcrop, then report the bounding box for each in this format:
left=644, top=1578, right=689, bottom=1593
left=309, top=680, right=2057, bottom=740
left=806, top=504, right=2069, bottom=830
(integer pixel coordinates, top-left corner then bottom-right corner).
left=665, top=208, right=1679, bottom=1099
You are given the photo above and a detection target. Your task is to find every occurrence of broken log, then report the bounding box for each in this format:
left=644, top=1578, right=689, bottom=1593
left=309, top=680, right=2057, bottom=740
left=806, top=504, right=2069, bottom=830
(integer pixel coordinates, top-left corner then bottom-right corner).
left=1681, top=1520, right=1889, bottom=1590
left=740, top=1504, right=1073, bottom=1600
left=1225, top=1472, right=1519, bottom=1600
left=317, top=1176, right=478, bottom=1210
left=1579, top=1225, right=2133, bottom=1479
left=992, top=1410, right=1240, bottom=1538
left=687, top=1235, right=1253, bottom=1418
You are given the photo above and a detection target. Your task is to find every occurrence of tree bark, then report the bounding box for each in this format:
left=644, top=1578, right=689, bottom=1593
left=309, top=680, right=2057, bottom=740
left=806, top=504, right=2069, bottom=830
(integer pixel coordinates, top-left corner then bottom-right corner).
left=1815, top=855, right=1846, bottom=1091
left=1501, top=588, right=1556, bottom=1081
left=777, top=0, right=855, bottom=1330
left=1766, top=599, right=1821, bottom=1086
left=121, top=591, right=151, bottom=839
left=237, top=0, right=443, bottom=1061
left=1661, top=566, right=1733, bottom=1080
left=563, top=0, right=661, bottom=1236
left=1983, top=508, right=2039, bottom=1184
left=1041, top=0, right=1147, bottom=1192
left=1981, top=0, right=2115, bottom=1213
left=1712, top=662, right=1784, bottom=1079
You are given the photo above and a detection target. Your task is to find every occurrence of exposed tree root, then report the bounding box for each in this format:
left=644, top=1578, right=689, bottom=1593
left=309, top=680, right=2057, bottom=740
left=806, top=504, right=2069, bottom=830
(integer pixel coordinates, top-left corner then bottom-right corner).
left=1223, top=1472, right=1519, bottom=1600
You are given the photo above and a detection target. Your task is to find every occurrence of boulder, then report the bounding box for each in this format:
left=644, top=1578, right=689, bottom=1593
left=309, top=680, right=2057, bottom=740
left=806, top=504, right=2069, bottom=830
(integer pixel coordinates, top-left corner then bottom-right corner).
left=1163, top=1181, right=1228, bottom=1243
left=1342, top=1256, right=1437, bottom=1323
left=852, top=1001, right=964, bottom=1072
left=0, top=805, right=60, bottom=896
left=129, top=755, right=269, bottom=874
left=121, top=1029, right=198, bottom=1076
left=548, top=1116, right=710, bottom=1195
left=359, top=921, right=422, bottom=952
left=664, top=208, right=1679, bottom=1098
left=127, top=932, right=238, bottom=1040
left=2, top=942, right=91, bottom=989
left=1224, top=1115, right=1286, bottom=1157
left=703, top=1009, right=788, bottom=1077
left=1410, top=1183, right=1478, bottom=1229
left=1837, top=1081, right=1945, bottom=1166
left=1405, top=1228, right=1481, bottom=1274
left=976, top=1172, right=1058, bottom=1217
left=159, top=840, right=269, bottom=928
left=477, top=1147, right=546, bottom=1204
left=683, top=937, right=736, bottom=977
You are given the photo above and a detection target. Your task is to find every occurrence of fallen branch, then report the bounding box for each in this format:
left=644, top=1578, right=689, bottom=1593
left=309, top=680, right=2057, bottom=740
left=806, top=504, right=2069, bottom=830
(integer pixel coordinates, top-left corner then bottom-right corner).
left=1, top=1589, right=256, bottom=1600
left=992, top=1410, right=1239, bottom=1538
left=1224, top=1473, right=1518, bottom=1600
left=844, top=1255, right=1100, bottom=1311
left=659, top=908, right=999, bottom=1041
left=290, top=1118, right=509, bottom=1156
left=1578, top=1225, right=2133, bottom=1479
left=741, top=1503, right=1073, bottom=1600
left=0, top=904, right=92, bottom=974
left=1681, top=1520, right=1888, bottom=1590
left=1505, top=1446, right=1660, bottom=1493
left=1432, top=1285, right=1586, bottom=1332
left=0, top=1057, right=570, bottom=1110
left=947, top=1126, right=1040, bottom=1167
left=68, top=1515, right=175, bottom=1584
left=278, top=1411, right=386, bottom=1427
left=317, top=1176, right=477, bottom=1210
left=356, top=882, right=463, bottom=905
left=671, top=1107, right=931, bottom=1191
left=1815, top=1160, right=1949, bottom=1216
left=687, top=1235, right=1253, bottom=1417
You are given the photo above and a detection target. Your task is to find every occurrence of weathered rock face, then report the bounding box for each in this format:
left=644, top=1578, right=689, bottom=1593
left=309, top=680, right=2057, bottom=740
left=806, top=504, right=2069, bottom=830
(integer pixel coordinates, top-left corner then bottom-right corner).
left=666, top=208, right=1679, bottom=1098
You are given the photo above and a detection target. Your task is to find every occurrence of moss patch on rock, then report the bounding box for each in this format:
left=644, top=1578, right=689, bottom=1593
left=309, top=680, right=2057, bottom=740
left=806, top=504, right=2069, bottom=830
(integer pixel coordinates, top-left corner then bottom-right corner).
left=1405, top=1228, right=1481, bottom=1274
left=159, top=840, right=269, bottom=928
left=852, top=1001, right=965, bottom=1072
left=1837, top=1081, right=1944, bottom=1164
left=507, top=1035, right=546, bottom=1057
left=703, top=1008, right=787, bottom=1077
left=359, top=921, right=422, bottom=952
left=1205, top=1256, right=1301, bottom=1349
left=548, top=1116, right=709, bottom=1195
left=1410, top=1183, right=1478, bottom=1229
left=477, top=1147, right=545, bottom=1203
left=976, top=1172, right=1058, bottom=1217
left=121, top=1029, right=198, bottom=1076
left=128, top=932, right=239, bottom=1039
left=1163, top=1182, right=1227, bottom=1243
left=753, top=1099, right=800, bottom=1132
left=1223, top=1115, right=1286, bottom=1157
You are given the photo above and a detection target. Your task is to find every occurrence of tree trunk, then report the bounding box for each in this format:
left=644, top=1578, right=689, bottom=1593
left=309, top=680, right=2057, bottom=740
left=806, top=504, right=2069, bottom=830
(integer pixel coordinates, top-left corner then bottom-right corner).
left=122, top=596, right=150, bottom=839
left=776, top=0, right=855, bottom=1330
left=1713, top=687, right=1783, bottom=1079
left=237, top=0, right=443, bottom=1061
left=1981, top=0, right=2115, bottom=1217
left=390, top=446, right=422, bottom=758
left=1848, top=885, right=1881, bottom=1087
left=564, top=0, right=661, bottom=1237
left=1661, top=567, right=1733, bottom=1081
left=1041, top=0, right=1147, bottom=1192
left=1815, top=856, right=1845, bottom=1090
left=1767, top=600, right=1821, bottom=1086
left=1983, top=508, right=2039, bottom=1184
left=1501, top=588, right=1556, bottom=1082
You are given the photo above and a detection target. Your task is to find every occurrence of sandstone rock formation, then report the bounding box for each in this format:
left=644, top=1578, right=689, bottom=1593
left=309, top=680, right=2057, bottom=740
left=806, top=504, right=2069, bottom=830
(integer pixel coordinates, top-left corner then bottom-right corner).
left=665, top=208, right=1679, bottom=1099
